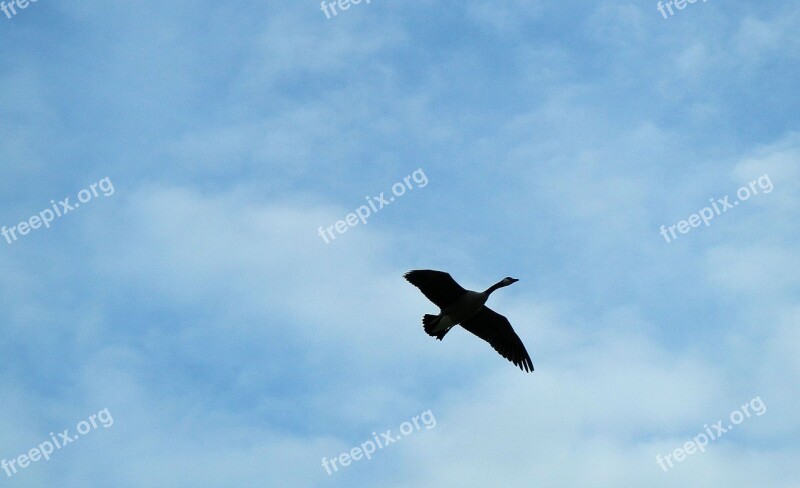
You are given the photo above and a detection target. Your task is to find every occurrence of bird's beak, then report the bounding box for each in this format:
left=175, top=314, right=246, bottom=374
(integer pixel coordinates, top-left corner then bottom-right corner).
left=510, top=278, right=519, bottom=283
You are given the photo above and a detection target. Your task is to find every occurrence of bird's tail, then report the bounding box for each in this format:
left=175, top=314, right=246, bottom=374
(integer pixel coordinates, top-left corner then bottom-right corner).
left=423, top=314, right=450, bottom=341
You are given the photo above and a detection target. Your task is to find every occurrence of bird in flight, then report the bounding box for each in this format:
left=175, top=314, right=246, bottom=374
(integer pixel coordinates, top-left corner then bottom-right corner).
left=404, top=269, right=534, bottom=372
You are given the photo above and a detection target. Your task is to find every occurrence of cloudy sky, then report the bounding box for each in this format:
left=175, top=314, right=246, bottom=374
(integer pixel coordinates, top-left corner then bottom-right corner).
left=1, top=0, right=798, bottom=486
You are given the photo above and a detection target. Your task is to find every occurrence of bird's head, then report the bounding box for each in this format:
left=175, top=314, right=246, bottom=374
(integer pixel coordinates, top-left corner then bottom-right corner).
left=501, top=277, right=519, bottom=286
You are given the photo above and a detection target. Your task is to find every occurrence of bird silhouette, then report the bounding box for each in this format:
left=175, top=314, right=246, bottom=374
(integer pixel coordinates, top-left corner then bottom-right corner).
left=404, top=269, right=534, bottom=372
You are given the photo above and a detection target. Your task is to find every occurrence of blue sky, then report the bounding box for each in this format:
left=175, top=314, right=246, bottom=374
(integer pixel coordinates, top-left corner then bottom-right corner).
left=1, top=0, right=798, bottom=486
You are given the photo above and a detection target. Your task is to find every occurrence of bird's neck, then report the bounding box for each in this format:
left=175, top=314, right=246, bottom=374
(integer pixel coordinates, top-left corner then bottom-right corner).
left=484, top=281, right=506, bottom=296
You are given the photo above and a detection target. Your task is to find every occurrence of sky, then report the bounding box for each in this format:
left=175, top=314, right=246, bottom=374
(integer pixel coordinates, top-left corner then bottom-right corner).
left=0, top=0, right=798, bottom=486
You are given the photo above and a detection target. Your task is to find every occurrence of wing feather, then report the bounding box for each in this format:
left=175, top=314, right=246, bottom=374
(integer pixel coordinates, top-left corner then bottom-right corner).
left=404, top=270, right=467, bottom=308
left=460, top=307, right=534, bottom=372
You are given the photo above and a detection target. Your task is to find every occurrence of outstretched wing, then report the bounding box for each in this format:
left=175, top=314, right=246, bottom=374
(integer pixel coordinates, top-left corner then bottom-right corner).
left=460, top=307, right=534, bottom=372
left=404, top=270, right=467, bottom=309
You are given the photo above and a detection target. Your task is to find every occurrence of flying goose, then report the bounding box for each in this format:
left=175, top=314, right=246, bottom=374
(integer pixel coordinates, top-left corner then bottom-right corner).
left=404, top=269, right=534, bottom=372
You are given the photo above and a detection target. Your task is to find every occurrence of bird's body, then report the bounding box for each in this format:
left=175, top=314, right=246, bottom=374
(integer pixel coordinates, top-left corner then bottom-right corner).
left=404, top=269, right=534, bottom=372
left=432, top=291, right=487, bottom=333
